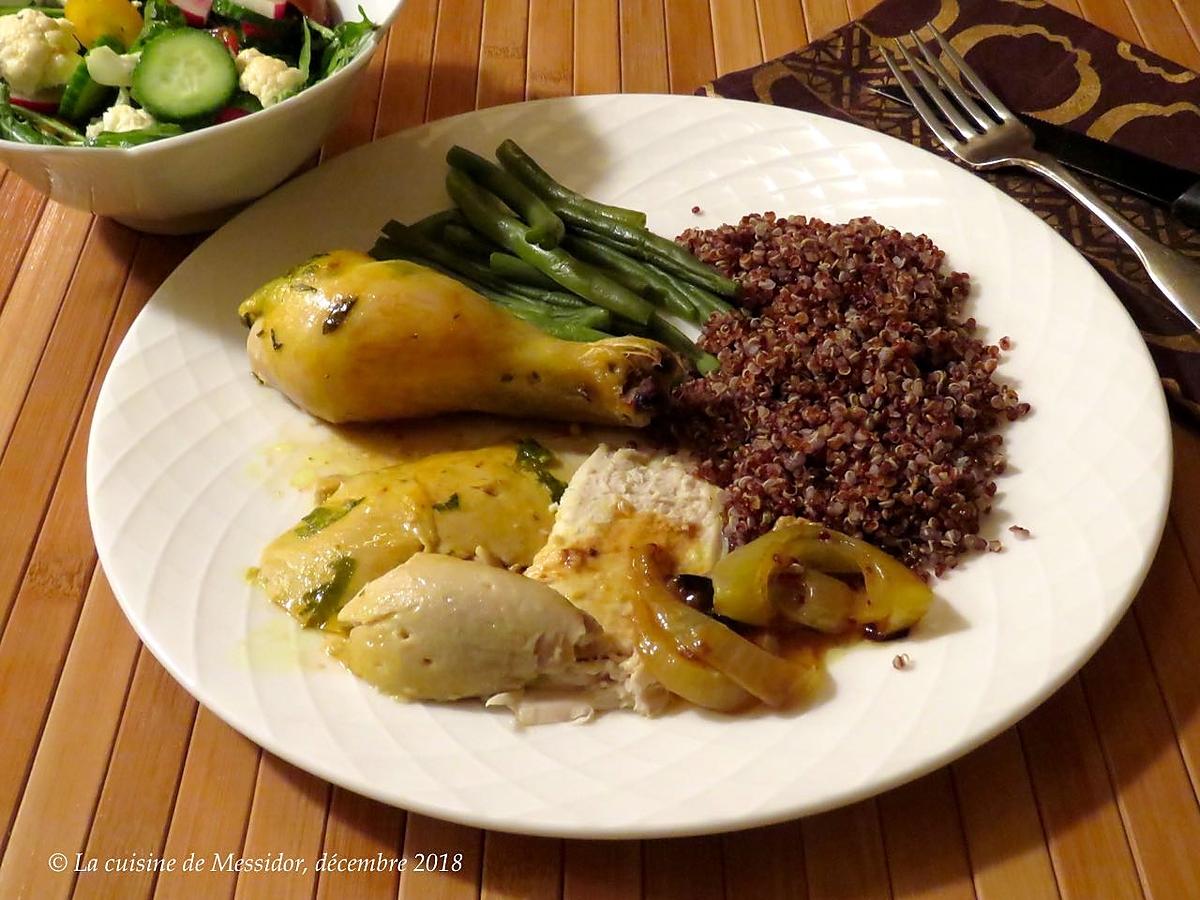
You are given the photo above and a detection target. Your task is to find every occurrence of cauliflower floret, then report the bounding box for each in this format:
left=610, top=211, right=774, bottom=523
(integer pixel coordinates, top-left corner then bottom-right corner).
left=0, top=9, right=81, bottom=97
left=235, top=48, right=305, bottom=109
left=85, top=100, right=156, bottom=139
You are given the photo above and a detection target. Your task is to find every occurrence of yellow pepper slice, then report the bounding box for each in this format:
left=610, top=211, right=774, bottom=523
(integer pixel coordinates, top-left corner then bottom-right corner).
left=710, top=520, right=933, bottom=636
left=65, top=0, right=143, bottom=49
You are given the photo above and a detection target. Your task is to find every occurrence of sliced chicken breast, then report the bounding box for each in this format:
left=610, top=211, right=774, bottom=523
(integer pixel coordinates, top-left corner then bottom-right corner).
left=335, top=553, right=611, bottom=704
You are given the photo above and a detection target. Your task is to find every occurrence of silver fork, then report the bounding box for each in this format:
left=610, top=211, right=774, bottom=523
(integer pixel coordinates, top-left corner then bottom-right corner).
left=883, top=26, right=1200, bottom=331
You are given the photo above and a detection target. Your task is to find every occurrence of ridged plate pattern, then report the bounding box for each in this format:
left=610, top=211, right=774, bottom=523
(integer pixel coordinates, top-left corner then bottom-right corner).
left=86, top=95, right=1171, bottom=838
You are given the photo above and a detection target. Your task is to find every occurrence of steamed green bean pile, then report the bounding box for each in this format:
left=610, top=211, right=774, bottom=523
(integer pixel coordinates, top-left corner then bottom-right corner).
left=370, top=140, right=738, bottom=372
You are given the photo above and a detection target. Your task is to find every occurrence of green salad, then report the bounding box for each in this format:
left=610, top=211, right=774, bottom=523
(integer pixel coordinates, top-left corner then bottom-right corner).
left=0, top=0, right=375, bottom=147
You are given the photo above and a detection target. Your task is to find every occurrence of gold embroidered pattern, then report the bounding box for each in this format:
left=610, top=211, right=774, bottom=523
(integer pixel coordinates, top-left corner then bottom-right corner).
left=944, top=25, right=1101, bottom=123
left=1116, top=41, right=1197, bottom=84
left=1087, top=101, right=1200, bottom=141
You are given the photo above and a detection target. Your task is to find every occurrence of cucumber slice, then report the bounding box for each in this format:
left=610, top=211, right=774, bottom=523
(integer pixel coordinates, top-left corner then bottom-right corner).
left=131, top=29, right=237, bottom=121
left=58, top=60, right=115, bottom=122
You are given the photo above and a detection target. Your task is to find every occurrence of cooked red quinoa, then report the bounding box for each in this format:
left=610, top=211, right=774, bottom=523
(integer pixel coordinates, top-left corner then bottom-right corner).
left=669, top=213, right=1030, bottom=575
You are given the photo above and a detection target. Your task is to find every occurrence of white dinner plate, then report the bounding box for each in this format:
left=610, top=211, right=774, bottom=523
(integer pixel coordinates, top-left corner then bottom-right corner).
left=87, top=94, right=1171, bottom=838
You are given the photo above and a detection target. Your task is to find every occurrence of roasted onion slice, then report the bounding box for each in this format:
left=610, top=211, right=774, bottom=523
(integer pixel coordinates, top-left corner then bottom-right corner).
left=628, top=549, right=818, bottom=710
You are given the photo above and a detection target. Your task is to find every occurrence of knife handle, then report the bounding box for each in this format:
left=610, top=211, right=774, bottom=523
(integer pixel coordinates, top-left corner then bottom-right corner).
left=1172, top=182, right=1200, bottom=231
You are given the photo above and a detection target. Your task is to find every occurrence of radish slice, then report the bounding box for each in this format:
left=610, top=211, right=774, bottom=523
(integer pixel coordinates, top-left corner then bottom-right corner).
left=214, top=106, right=251, bottom=123
left=11, top=91, right=62, bottom=114
left=238, top=0, right=288, bottom=19
left=171, top=0, right=213, bottom=25
left=286, top=0, right=327, bottom=23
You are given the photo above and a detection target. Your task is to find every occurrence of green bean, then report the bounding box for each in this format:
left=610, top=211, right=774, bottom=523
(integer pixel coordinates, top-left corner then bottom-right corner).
left=489, top=252, right=559, bottom=290
left=370, top=240, right=610, bottom=340
left=382, top=225, right=589, bottom=309
left=496, top=139, right=647, bottom=229
left=648, top=312, right=719, bottom=373
left=674, top=278, right=734, bottom=320
left=446, top=169, right=656, bottom=325
left=442, top=223, right=496, bottom=258
left=564, top=235, right=699, bottom=322
left=380, top=221, right=512, bottom=292
left=519, top=314, right=609, bottom=342
left=447, top=145, right=566, bottom=248
left=566, top=216, right=739, bottom=298
left=562, top=236, right=657, bottom=298
left=410, top=209, right=463, bottom=239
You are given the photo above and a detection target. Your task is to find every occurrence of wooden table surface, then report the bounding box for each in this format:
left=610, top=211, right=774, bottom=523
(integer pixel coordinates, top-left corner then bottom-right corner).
left=2, top=0, right=1200, bottom=897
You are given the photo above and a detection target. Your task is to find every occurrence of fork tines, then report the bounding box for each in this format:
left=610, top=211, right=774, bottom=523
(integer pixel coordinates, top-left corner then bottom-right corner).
left=881, top=25, right=1017, bottom=147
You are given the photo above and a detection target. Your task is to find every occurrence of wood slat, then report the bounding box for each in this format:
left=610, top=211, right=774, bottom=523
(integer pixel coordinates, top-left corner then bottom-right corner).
left=322, top=30, right=393, bottom=159
left=374, top=0, right=440, bottom=137
left=755, top=0, right=809, bottom=60
left=398, top=815, right=483, bottom=900
left=1020, top=679, right=1143, bottom=900
left=663, top=0, right=718, bottom=92
left=563, top=841, right=641, bottom=900
left=722, top=822, right=806, bottom=900
left=1170, top=423, right=1200, bottom=589
left=1044, top=0, right=1083, bottom=17
left=1170, top=0, right=1200, bottom=57
left=844, top=0, right=873, bottom=22
left=643, top=836, right=725, bottom=900
left=0, top=225, right=151, bottom=850
left=0, top=179, right=47, bottom=313
left=314, top=789, right=406, bottom=898
left=1134, top=522, right=1200, bottom=798
left=801, top=0, right=850, bottom=43
left=1074, top=0, right=1139, bottom=43
left=233, top=757, right=329, bottom=900
left=573, top=0, right=620, bottom=93
left=877, top=770, right=975, bottom=900
left=153, top=711, right=261, bottom=900
left=72, top=649, right=197, bottom=900
left=480, top=832, right=560, bottom=899
left=0, top=573, right=139, bottom=900
left=1118, top=0, right=1200, bottom=68
left=0, top=219, right=137, bottom=632
left=527, top=0, right=573, bottom=99
left=1081, top=613, right=1200, bottom=899
left=426, top=0, right=486, bottom=121
left=619, top=0, right=670, bottom=92
left=710, top=0, right=764, bottom=75
left=801, top=800, right=892, bottom=900
left=0, top=204, right=91, bottom=459
left=478, top=0, right=529, bottom=109
left=952, top=730, right=1060, bottom=900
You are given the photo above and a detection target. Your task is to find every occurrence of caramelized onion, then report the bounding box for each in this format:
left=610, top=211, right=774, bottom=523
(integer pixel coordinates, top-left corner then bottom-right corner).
left=629, top=549, right=818, bottom=709
left=626, top=560, right=752, bottom=712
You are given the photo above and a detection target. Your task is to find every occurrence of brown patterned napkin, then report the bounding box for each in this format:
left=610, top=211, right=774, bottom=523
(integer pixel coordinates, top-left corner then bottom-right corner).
left=698, top=0, right=1200, bottom=421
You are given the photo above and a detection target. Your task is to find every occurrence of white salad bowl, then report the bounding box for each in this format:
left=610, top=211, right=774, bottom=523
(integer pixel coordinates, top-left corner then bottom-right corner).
left=0, top=0, right=403, bottom=233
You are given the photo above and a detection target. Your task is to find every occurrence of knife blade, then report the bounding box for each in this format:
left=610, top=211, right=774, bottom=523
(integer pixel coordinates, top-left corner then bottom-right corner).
left=870, top=84, right=1200, bottom=229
